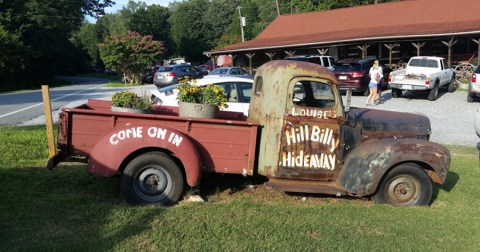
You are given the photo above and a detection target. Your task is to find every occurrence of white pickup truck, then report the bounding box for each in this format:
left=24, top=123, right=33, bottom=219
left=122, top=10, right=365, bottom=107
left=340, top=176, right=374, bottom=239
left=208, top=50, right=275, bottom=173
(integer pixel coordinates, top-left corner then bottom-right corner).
left=388, top=56, right=455, bottom=101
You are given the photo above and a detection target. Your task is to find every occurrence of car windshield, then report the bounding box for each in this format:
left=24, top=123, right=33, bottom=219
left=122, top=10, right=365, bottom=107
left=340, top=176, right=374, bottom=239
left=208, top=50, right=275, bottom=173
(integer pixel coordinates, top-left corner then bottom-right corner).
left=158, top=67, right=173, bottom=72
left=409, top=59, right=439, bottom=68
left=333, top=63, right=362, bottom=71
left=210, top=68, right=228, bottom=75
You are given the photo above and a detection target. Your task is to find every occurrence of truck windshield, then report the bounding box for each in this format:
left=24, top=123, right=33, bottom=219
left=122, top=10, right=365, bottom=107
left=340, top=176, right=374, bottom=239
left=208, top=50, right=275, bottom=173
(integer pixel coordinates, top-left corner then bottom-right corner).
left=293, top=81, right=335, bottom=108
left=409, top=59, right=438, bottom=68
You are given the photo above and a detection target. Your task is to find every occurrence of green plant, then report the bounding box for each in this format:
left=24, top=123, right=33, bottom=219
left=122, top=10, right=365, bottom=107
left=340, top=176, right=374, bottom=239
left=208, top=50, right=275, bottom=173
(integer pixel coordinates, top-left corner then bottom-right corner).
left=176, top=78, right=228, bottom=109
left=111, top=90, right=152, bottom=110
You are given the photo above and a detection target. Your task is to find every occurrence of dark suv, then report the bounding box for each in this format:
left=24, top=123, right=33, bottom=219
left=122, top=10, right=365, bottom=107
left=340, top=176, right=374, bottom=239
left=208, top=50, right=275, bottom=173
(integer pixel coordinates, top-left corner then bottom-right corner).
left=153, top=64, right=204, bottom=88
left=332, top=58, right=388, bottom=95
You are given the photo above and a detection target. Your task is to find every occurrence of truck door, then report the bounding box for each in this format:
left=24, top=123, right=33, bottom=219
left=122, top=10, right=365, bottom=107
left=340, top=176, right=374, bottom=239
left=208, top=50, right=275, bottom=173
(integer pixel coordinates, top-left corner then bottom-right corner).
left=276, top=78, right=343, bottom=181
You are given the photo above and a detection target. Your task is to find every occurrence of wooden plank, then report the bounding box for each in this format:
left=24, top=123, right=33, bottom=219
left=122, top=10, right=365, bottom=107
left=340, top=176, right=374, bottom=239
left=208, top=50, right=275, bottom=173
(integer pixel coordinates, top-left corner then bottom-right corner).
left=42, top=85, right=56, bottom=158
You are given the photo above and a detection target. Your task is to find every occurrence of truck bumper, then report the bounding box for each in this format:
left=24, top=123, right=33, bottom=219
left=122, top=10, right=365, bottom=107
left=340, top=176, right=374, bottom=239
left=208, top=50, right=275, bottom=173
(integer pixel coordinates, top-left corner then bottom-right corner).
left=389, top=83, right=429, bottom=90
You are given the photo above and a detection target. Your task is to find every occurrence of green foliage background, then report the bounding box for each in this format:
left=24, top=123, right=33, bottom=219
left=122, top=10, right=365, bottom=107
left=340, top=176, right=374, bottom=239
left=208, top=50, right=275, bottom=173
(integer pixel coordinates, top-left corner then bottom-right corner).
left=0, top=0, right=396, bottom=91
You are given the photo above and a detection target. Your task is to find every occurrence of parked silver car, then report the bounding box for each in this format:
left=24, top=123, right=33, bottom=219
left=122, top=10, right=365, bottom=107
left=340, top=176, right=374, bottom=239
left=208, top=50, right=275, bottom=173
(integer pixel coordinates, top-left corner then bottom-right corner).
left=153, top=64, right=204, bottom=88
left=206, top=67, right=253, bottom=78
left=468, top=67, right=480, bottom=103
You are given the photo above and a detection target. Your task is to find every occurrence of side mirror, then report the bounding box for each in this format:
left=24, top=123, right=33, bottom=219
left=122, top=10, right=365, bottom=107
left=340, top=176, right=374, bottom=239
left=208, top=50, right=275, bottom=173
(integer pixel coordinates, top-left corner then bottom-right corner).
left=345, top=89, right=352, bottom=113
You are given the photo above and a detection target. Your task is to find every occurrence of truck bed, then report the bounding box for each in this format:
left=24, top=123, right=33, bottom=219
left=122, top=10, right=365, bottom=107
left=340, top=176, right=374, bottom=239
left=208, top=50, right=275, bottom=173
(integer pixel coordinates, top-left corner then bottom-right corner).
left=55, top=99, right=259, bottom=175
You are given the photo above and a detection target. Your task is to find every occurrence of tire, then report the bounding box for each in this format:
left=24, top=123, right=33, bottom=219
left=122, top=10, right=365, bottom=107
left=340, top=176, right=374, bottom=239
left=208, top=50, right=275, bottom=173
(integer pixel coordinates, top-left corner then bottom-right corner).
left=363, top=88, right=370, bottom=96
left=467, top=91, right=474, bottom=103
left=372, top=163, right=432, bottom=207
left=427, top=83, right=439, bottom=101
left=121, top=152, right=184, bottom=206
left=447, top=77, right=455, bottom=93
left=391, top=88, right=402, bottom=98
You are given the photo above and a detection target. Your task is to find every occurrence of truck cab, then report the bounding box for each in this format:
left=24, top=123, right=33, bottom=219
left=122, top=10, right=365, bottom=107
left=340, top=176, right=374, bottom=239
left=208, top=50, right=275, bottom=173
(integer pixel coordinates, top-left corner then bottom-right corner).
left=248, top=60, right=450, bottom=206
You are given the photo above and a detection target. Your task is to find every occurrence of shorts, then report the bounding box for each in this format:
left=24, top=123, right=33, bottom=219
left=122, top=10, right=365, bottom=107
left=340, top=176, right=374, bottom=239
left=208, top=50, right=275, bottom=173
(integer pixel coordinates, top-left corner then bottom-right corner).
left=368, top=82, right=378, bottom=88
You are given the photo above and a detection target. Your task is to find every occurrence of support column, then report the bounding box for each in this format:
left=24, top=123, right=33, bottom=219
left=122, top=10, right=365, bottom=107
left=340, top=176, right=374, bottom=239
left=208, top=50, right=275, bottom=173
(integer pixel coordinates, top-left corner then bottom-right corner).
left=232, top=55, right=237, bottom=66
left=471, top=38, right=480, bottom=63
left=384, top=43, right=400, bottom=68
left=245, top=53, right=255, bottom=74
left=357, top=44, right=370, bottom=58
left=411, top=42, right=426, bottom=56
left=284, top=50, right=296, bottom=57
left=441, top=37, right=458, bottom=66
left=317, top=48, right=328, bottom=55
left=265, top=52, right=276, bottom=61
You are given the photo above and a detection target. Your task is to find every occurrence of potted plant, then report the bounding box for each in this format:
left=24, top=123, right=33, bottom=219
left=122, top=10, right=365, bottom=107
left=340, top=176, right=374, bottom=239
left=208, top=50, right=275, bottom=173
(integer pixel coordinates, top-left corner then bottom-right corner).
left=111, top=90, right=152, bottom=114
left=176, top=78, right=228, bottom=118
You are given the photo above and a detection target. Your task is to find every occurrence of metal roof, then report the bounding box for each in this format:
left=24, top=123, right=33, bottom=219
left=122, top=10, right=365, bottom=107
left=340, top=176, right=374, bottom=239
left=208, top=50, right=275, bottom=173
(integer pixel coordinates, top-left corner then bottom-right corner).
left=206, top=0, right=480, bottom=55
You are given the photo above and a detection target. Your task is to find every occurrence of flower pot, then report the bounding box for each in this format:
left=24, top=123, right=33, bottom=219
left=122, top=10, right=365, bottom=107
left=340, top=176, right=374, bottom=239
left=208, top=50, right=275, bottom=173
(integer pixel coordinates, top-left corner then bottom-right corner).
left=111, top=106, right=152, bottom=114
left=178, top=102, right=219, bottom=119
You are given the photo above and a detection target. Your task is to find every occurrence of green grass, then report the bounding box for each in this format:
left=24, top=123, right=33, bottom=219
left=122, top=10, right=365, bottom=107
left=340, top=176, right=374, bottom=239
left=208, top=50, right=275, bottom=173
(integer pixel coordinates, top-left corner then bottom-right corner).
left=1, top=125, right=479, bottom=251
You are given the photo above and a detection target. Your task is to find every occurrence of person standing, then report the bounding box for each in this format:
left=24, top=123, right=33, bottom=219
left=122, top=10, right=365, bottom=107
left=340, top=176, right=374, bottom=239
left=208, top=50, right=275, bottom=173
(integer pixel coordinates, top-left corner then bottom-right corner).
left=376, top=64, right=384, bottom=104
left=366, top=60, right=383, bottom=106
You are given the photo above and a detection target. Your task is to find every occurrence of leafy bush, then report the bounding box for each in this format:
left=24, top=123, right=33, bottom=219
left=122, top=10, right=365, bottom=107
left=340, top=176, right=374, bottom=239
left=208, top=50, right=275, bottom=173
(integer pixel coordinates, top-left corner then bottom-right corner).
left=111, top=91, right=152, bottom=110
left=176, top=78, right=228, bottom=109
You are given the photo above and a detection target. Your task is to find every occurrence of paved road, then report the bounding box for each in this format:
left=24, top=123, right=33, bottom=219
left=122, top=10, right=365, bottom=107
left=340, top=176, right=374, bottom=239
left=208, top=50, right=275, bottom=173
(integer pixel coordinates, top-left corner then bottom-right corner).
left=0, top=77, right=155, bottom=126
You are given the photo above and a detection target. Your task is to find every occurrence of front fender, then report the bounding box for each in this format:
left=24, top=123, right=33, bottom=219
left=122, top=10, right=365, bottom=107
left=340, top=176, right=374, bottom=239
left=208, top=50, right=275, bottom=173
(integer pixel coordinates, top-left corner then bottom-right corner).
left=339, top=138, right=450, bottom=196
left=88, top=124, right=202, bottom=187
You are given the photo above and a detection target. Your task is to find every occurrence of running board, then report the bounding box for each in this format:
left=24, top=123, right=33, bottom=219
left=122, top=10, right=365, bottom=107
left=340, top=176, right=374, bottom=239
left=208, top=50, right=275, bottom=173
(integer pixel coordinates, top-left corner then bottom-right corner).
left=264, top=178, right=347, bottom=196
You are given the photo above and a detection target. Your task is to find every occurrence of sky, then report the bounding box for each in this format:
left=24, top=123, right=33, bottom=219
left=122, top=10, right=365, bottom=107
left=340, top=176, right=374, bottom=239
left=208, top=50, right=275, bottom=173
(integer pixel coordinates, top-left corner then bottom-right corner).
left=86, top=0, right=176, bottom=23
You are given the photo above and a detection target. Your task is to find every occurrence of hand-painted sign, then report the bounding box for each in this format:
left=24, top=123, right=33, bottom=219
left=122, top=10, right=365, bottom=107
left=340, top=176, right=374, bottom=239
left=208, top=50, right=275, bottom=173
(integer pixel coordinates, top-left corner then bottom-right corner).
left=109, top=126, right=183, bottom=147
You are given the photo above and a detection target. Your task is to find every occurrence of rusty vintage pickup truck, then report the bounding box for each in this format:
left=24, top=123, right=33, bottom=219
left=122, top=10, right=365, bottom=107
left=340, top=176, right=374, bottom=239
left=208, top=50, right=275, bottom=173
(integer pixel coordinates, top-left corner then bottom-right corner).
left=48, top=60, right=450, bottom=207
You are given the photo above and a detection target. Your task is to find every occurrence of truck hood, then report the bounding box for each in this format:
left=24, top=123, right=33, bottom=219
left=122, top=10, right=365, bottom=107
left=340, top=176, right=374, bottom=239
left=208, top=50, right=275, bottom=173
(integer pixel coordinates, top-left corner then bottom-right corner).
left=347, top=107, right=431, bottom=138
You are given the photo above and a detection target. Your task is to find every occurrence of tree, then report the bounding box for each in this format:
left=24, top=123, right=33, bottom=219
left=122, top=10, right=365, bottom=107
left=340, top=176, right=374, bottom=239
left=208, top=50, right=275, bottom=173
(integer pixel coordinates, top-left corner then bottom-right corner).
left=168, top=0, right=210, bottom=63
left=129, top=4, right=173, bottom=59
left=98, top=31, right=164, bottom=84
left=0, top=0, right=113, bottom=89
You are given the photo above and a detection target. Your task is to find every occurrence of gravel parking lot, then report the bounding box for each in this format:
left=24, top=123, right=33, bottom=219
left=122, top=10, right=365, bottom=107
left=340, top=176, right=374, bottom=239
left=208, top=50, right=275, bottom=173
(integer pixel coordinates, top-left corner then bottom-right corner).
left=344, top=88, right=479, bottom=148
left=22, top=84, right=479, bottom=148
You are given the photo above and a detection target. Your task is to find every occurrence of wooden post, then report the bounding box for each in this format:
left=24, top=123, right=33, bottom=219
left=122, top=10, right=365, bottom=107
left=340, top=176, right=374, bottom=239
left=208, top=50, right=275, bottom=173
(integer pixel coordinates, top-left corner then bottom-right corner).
left=317, top=48, right=328, bottom=55
left=441, top=37, right=458, bottom=66
left=411, top=42, right=426, bottom=56
left=471, top=38, right=480, bottom=63
left=384, top=43, right=400, bottom=67
left=245, top=53, right=255, bottom=74
left=265, top=52, right=276, bottom=61
left=41, top=85, right=56, bottom=158
left=284, top=50, right=296, bottom=57
left=356, top=44, right=370, bottom=58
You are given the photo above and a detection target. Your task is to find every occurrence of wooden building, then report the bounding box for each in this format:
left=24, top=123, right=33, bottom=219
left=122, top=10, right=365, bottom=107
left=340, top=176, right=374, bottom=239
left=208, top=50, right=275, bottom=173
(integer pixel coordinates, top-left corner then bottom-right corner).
left=205, top=0, right=480, bottom=71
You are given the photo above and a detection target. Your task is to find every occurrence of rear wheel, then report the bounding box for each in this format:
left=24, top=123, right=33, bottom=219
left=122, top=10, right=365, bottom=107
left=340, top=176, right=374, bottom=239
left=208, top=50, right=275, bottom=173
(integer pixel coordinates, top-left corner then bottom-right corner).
left=372, top=163, right=432, bottom=207
left=467, top=91, right=474, bottom=103
left=427, top=83, right=439, bottom=101
left=391, top=88, right=402, bottom=98
left=121, top=152, right=184, bottom=206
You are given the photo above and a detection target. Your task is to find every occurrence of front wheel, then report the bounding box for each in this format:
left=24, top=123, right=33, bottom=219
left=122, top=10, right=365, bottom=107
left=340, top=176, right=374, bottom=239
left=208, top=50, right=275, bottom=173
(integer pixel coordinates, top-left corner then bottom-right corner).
left=372, top=163, right=432, bottom=207
left=427, top=84, right=439, bottom=101
left=121, top=152, right=184, bottom=206
left=447, top=77, right=455, bottom=93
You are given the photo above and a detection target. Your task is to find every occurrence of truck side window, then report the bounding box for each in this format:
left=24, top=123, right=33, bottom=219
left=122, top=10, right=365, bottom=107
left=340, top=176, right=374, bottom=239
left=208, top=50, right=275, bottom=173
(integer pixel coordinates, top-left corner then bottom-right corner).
left=255, top=77, right=263, bottom=95
left=293, top=81, right=335, bottom=108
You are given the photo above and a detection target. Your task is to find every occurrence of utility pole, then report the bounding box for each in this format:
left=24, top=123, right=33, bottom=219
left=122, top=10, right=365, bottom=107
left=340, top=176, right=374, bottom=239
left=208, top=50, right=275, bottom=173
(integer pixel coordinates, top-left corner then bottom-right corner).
left=275, top=0, right=280, bottom=16
left=237, top=6, right=245, bottom=42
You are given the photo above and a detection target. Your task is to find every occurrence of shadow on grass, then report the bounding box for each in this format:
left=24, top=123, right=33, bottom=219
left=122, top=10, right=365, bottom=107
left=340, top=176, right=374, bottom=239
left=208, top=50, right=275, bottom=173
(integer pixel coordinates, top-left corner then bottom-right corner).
left=194, top=173, right=267, bottom=202
left=0, top=165, right=167, bottom=250
left=432, top=171, right=459, bottom=202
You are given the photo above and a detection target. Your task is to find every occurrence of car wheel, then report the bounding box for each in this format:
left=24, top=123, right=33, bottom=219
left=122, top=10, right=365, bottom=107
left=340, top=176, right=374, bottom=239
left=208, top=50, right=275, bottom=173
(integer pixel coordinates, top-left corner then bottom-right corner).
left=372, top=163, right=432, bottom=207
left=391, top=88, right=402, bottom=98
left=447, top=77, right=455, bottom=93
left=427, top=83, right=439, bottom=101
left=467, top=91, right=474, bottom=103
left=121, top=152, right=184, bottom=206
